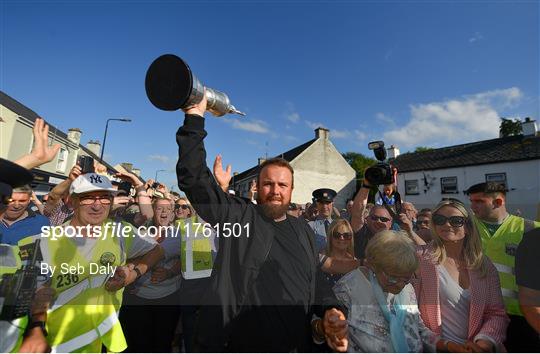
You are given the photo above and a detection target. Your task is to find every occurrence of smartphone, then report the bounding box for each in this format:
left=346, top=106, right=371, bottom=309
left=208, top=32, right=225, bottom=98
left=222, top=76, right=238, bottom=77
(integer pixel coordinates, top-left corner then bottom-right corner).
left=78, top=155, right=95, bottom=174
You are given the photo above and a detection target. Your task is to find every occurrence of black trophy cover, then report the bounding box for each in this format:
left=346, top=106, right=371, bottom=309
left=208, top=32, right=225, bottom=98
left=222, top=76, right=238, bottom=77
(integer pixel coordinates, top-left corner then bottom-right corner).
left=145, top=54, right=194, bottom=111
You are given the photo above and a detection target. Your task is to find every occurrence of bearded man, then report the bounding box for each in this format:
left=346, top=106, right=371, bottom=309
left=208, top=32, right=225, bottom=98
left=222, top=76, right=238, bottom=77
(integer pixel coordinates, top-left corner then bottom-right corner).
left=176, top=93, right=348, bottom=353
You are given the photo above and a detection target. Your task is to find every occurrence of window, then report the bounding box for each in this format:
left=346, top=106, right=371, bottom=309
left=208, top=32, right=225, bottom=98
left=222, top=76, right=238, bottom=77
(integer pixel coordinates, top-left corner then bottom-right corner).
left=405, top=180, right=419, bottom=195
left=56, top=148, right=68, bottom=172
left=441, top=176, right=458, bottom=194
left=485, top=173, right=507, bottom=189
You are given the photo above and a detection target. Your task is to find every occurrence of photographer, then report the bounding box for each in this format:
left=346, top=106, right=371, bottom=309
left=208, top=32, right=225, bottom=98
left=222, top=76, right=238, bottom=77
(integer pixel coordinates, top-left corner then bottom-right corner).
left=0, top=159, right=53, bottom=353
left=350, top=148, right=417, bottom=262
left=1, top=118, right=61, bottom=352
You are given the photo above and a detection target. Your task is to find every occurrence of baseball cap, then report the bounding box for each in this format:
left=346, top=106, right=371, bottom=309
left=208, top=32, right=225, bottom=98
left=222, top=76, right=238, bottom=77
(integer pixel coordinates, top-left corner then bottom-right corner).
left=70, top=173, right=118, bottom=195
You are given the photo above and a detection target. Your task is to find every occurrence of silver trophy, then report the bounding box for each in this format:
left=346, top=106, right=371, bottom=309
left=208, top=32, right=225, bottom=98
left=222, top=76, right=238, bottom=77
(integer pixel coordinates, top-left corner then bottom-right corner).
left=145, top=54, right=245, bottom=117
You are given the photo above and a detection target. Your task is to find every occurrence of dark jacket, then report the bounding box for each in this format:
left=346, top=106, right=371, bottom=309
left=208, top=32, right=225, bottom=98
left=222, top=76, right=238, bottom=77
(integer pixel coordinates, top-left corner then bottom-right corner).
left=176, top=114, right=344, bottom=351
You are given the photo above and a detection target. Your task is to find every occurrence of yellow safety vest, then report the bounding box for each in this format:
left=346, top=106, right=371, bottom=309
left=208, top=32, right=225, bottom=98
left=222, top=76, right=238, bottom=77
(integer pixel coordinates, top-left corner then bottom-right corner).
left=41, top=219, right=134, bottom=353
left=175, top=216, right=213, bottom=280
left=0, top=243, right=26, bottom=353
left=474, top=215, right=540, bottom=316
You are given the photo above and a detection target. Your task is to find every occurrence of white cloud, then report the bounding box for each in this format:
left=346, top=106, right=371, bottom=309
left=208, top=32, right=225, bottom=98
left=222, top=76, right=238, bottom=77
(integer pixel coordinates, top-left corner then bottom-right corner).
left=223, top=118, right=269, bottom=134
left=330, top=130, right=350, bottom=139
left=148, top=154, right=170, bottom=163
left=354, top=130, right=368, bottom=141
left=287, top=112, right=301, bottom=123
left=383, top=87, right=523, bottom=149
left=305, top=120, right=327, bottom=130
left=375, top=112, right=396, bottom=127
left=469, top=32, right=484, bottom=43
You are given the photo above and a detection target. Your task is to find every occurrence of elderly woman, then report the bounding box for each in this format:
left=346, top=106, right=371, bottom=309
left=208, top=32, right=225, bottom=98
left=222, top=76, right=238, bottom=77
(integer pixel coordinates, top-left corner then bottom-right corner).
left=119, top=197, right=182, bottom=352
left=414, top=199, right=509, bottom=352
left=329, top=230, right=442, bottom=352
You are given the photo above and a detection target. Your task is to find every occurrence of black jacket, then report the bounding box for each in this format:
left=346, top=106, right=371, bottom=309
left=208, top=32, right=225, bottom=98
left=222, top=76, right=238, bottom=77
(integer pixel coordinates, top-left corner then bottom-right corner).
left=176, top=114, right=344, bottom=351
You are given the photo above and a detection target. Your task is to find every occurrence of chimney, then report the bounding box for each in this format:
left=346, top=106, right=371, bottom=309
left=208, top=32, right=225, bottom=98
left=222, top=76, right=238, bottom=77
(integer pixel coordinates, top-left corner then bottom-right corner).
left=86, top=140, right=101, bottom=157
left=258, top=158, right=266, bottom=166
left=121, top=163, right=133, bottom=172
left=315, top=127, right=330, bottom=140
left=67, top=128, right=82, bottom=145
left=387, top=145, right=400, bottom=159
left=131, top=168, right=141, bottom=177
left=522, top=117, right=538, bottom=136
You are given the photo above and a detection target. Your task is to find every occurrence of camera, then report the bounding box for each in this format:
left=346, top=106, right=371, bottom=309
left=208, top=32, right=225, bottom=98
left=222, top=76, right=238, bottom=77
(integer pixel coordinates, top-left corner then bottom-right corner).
left=78, top=155, right=95, bottom=174
left=364, top=141, right=393, bottom=186
left=0, top=240, right=41, bottom=321
left=118, top=181, right=132, bottom=196
left=151, top=182, right=160, bottom=189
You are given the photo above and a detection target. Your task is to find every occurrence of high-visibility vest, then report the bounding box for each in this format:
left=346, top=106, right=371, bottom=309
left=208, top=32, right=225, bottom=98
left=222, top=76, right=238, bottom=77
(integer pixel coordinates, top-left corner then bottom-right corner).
left=41, top=220, right=134, bottom=353
left=474, top=215, right=540, bottom=316
left=0, top=243, right=26, bottom=353
left=175, top=216, right=213, bottom=280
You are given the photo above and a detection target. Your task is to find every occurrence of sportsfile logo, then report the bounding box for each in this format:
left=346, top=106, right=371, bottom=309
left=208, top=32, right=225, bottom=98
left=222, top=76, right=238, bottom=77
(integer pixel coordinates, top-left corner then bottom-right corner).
left=40, top=222, right=250, bottom=240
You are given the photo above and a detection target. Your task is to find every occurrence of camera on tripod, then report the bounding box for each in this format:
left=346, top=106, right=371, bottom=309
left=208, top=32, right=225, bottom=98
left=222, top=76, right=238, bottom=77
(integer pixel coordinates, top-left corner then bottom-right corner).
left=364, top=141, right=394, bottom=186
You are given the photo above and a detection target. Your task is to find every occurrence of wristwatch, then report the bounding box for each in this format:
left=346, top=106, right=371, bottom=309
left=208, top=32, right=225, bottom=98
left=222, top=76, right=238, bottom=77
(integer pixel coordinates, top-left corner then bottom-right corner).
left=133, top=266, right=143, bottom=279
left=26, top=321, right=48, bottom=337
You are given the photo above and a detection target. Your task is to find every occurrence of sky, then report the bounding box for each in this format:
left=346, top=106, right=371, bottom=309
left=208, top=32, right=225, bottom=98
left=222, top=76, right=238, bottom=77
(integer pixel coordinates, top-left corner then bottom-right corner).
left=1, top=0, right=538, bottom=190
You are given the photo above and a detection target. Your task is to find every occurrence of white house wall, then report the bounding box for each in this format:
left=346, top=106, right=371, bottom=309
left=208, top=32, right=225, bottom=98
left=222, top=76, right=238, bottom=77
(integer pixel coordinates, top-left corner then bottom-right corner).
left=290, top=138, right=356, bottom=208
left=396, top=160, right=540, bottom=220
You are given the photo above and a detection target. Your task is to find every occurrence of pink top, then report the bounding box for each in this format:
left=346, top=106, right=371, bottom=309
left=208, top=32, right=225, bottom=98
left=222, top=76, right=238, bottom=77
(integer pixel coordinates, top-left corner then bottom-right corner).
left=413, top=244, right=509, bottom=350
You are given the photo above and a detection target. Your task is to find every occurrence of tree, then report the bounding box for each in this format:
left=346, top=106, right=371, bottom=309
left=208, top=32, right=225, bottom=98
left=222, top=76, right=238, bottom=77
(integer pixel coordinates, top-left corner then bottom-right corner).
left=414, top=146, right=433, bottom=153
left=499, top=117, right=522, bottom=137
left=342, top=152, right=377, bottom=189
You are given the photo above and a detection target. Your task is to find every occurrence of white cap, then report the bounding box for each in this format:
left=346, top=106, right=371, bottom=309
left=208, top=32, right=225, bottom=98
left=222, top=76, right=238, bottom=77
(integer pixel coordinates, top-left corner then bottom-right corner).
left=69, top=173, right=117, bottom=195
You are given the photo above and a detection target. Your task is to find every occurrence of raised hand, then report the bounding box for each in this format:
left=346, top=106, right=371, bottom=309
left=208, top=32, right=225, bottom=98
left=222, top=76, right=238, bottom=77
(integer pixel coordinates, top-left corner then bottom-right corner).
left=15, top=118, right=61, bottom=169
left=213, top=155, right=232, bottom=192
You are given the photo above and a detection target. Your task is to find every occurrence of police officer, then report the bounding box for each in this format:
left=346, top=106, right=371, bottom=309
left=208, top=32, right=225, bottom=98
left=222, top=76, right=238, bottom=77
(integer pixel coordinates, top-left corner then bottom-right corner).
left=0, top=158, right=50, bottom=353
left=308, top=188, right=337, bottom=252
left=467, top=182, right=540, bottom=352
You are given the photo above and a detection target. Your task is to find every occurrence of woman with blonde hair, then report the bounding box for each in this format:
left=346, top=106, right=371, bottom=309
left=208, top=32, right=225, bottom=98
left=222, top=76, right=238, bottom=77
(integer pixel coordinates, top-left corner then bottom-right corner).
left=329, top=230, right=441, bottom=352
left=318, top=218, right=357, bottom=286
left=414, top=198, right=509, bottom=352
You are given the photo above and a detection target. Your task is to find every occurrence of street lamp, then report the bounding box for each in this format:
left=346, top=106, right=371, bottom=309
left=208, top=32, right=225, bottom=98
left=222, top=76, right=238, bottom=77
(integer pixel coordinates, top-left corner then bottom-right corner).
left=155, top=169, right=167, bottom=182
left=100, top=118, right=132, bottom=161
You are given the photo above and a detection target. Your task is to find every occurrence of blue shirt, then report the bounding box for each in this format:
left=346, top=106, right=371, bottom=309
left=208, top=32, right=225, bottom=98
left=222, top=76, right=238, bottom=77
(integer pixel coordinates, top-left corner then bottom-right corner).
left=308, top=217, right=333, bottom=252
left=0, top=210, right=50, bottom=245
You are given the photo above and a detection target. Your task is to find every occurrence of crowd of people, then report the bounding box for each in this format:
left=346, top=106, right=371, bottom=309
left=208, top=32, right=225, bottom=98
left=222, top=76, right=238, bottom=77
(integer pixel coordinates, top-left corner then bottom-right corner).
left=0, top=103, right=539, bottom=353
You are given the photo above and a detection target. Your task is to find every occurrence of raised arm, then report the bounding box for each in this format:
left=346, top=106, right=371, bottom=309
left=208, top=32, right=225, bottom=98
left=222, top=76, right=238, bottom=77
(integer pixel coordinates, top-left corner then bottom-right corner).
left=15, top=118, right=61, bottom=170
left=350, top=180, right=370, bottom=233
left=176, top=92, right=247, bottom=225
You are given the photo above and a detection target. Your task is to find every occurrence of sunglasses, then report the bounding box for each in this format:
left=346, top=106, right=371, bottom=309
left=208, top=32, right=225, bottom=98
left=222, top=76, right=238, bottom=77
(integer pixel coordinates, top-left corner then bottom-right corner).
left=417, top=219, right=430, bottom=225
left=432, top=214, right=466, bottom=227
left=382, top=270, right=414, bottom=285
left=332, top=232, right=352, bottom=240
left=370, top=215, right=391, bottom=223
left=176, top=204, right=190, bottom=210
left=79, top=195, right=112, bottom=206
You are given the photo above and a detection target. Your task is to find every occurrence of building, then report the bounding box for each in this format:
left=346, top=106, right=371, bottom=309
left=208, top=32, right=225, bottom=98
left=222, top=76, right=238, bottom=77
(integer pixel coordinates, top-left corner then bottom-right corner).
left=391, top=119, right=540, bottom=220
left=233, top=127, right=356, bottom=208
left=0, top=91, right=140, bottom=193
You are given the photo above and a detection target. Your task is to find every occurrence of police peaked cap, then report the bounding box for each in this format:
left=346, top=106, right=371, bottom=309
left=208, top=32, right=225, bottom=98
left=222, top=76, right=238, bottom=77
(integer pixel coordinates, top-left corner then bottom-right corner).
left=312, top=188, right=337, bottom=202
